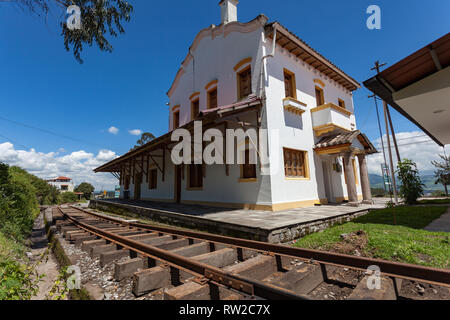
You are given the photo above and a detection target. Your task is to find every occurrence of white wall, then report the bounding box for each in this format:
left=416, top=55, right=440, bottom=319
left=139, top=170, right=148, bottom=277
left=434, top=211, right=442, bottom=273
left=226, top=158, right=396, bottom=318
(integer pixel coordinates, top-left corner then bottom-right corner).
left=264, top=39, right=360, bottom=205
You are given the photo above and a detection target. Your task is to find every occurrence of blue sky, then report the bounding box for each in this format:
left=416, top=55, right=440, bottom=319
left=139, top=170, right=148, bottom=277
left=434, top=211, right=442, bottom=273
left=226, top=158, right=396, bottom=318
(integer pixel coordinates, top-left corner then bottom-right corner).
left=1, top=0, right=449, bottom=189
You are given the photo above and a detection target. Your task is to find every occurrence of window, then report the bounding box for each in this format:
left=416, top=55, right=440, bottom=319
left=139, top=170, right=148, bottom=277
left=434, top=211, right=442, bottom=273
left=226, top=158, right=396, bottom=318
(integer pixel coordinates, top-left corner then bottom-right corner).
left=188, top=164, right=203, bottom=189
left=61, top=185, right=69, bottom=191
left=315, top=86, right=324, bottom=107
left=338, top=99, right=346, bottom=109
left=173, top=110, right=180, bottom=129
left=284, top=148, right=308, bottom=178
left=191, top=99, right=200, bottom=120
left=207, top=88, right=218, bottom=109
left=241, top=148, right=257, bottom=180
left=237, top=66, right=252, bottom=100
left=148, top=169, right=157, bottom=189
left=283, top=69, right=297, bottom=99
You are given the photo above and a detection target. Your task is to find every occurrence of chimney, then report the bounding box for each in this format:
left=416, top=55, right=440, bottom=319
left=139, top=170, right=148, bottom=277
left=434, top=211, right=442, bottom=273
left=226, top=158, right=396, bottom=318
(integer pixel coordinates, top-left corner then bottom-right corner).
left=219, top=0, right=239, bottom=24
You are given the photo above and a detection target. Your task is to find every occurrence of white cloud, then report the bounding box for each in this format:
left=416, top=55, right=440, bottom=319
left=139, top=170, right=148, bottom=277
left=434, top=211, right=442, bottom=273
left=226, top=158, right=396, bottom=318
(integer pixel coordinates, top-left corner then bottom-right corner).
left=129, top=129, right=142, bottom=136
left=0, top=142, right=119, bottom=190
left=108, top=126, right=119, bottom=135
left=367, top=131, right=450, bottom=176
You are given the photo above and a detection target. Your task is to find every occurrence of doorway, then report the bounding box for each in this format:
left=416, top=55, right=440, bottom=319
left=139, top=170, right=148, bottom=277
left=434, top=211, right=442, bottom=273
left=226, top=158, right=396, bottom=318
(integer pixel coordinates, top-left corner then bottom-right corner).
left=175, top=165, right=182, bottom=203
left=134, top=173, right=142, bottom=200
left=322, top=161, right=335, bottom=204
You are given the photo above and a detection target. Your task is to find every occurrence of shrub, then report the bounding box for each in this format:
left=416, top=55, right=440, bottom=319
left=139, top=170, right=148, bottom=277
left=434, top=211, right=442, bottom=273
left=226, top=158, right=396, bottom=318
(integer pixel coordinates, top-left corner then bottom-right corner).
left=397, top=159, right=424, bottom=205
left=59, top=192, right=78, bottom=204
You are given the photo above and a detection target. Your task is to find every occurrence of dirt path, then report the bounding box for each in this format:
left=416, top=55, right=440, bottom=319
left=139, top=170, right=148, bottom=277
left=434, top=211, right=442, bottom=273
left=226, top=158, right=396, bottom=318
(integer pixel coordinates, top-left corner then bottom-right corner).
left=425, top=206, right=450, bottom=233
left=30, top=210, right=60, bottom=300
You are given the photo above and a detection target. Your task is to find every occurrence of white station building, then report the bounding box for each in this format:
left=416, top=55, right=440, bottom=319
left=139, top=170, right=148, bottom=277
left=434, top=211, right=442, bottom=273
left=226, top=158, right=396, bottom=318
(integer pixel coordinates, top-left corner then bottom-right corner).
left=95, top=1, right=377, bottom=211
left=46, top=176, right=75, bottom=193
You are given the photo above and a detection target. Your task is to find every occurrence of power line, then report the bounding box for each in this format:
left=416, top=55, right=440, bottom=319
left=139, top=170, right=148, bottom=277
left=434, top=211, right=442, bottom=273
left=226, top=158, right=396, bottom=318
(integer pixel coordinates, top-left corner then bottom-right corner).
left=0, top=115, right=108, bottom=149
left=0, top=132, right=30, bottom=150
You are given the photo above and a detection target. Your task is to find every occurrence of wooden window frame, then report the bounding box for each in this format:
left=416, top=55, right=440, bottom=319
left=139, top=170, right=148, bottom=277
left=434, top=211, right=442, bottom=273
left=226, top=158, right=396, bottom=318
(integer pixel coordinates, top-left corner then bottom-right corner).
left=173, top=109, right=180, bottom=129
left=148, top=168, right=157, bottom=190
left=338, top=99, right=346, bottom=109
left=315, top=86, right=325, bottom=107
left=191, top=98, right=200, bottom=120
left=283, top=148, right=310, bottom=180
left=207, top=87, right=218, bottom=110
left=239, top=145, right=257, bottom=182
left=187, top=164, right=203, bottom=190
left=283, top=68, right=297, bottom=99
left=236, top=65, right=252, bottom=101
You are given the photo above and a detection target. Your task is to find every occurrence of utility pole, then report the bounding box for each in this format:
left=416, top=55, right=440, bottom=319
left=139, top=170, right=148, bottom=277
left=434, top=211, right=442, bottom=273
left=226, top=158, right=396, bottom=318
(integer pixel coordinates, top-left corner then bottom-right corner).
left=371, top=61, right=399, bottom=205
left=369, top=94, right=392, bottom=200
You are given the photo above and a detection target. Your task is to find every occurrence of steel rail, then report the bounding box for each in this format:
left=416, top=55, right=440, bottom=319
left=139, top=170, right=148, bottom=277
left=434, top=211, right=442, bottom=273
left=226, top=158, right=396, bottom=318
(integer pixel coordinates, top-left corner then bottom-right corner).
left=69, top=206, right=450, bottom=288
left=59, top=207, right=307, bottom=300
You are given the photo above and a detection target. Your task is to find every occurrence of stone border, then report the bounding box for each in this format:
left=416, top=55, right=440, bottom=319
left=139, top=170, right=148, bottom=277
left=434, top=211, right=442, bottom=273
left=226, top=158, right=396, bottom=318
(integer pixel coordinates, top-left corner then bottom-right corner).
left=44, top=208, right=93, bottom=300
left=89, top=200, right=374, bottom=243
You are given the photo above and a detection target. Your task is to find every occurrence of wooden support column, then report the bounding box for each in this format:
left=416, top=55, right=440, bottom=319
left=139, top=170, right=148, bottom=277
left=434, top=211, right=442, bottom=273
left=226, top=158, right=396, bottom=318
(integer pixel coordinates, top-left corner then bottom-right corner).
left=162, top=146, right=166, bottom=182
left=224, top=122, right=229, bottom=176
left=342, top=152, right=359, bottom=206
left=357, top=154, right=373, bottom=204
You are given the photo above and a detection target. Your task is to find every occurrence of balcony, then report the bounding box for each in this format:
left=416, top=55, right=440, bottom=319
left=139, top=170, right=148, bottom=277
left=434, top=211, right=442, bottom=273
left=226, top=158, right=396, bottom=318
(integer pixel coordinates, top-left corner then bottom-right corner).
left=283, top=97, right=307, bottom=115
left=311, top=103, right=355, bottom=136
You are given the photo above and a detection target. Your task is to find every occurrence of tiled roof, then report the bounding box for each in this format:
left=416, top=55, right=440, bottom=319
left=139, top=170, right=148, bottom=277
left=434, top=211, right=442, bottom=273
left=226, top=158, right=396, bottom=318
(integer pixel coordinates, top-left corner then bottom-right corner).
left=315, top=131, right=377, bottom=154
left=315, top=131, right=361, bottom=149
left=200, top=94, right=261, bottom=115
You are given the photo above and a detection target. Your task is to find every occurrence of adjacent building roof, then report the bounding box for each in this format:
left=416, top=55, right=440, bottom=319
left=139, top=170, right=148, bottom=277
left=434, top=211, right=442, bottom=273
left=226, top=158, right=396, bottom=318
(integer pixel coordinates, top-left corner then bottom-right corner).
left=315, top=131, right=377, bottom=154
left=364, top=33, right=450, bottom=146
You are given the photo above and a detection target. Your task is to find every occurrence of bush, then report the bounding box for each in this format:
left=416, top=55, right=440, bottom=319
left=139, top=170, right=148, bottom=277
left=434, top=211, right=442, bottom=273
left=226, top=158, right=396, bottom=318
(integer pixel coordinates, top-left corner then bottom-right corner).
left=397, top=159, right=424, bottom=205
left=371, top=188, right=387, bottom=198
left=59, top=192, right=78, bottom=204
left=0, top=164, right=39, bottom=241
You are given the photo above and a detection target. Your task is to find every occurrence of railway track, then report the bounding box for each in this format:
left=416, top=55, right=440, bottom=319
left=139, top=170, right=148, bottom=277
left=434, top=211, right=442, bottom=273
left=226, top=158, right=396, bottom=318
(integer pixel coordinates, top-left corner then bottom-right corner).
left=51, top=205, right=450, bottom=300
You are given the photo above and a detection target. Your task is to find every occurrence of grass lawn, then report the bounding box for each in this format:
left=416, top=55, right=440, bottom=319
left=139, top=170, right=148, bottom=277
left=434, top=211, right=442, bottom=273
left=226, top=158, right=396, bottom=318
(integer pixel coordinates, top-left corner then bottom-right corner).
left=294, top=206, right=450, bottom=269
left=418, top=198, right=450, bottom=205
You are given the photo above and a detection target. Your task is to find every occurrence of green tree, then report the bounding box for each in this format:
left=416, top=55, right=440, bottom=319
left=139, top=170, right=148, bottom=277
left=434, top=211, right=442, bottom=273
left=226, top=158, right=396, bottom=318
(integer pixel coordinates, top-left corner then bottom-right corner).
left=2, top=0, right=133, bottom=63
left=432, top=154, right=450, bottom=197
left=74, top=182, right=95, bottom=200
left=130, top=132, right=155, bottom=151
left=396, top=159, right=424, bottom=205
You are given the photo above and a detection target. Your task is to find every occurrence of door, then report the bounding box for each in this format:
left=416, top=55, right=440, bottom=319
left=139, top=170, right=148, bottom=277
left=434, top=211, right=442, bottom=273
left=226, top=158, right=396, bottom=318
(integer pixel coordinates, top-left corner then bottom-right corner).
left=175, top=165, right=182, bottom=203
left=134, top=173, right=142, bottom=200
left=322, top=161, right=335, bottom=203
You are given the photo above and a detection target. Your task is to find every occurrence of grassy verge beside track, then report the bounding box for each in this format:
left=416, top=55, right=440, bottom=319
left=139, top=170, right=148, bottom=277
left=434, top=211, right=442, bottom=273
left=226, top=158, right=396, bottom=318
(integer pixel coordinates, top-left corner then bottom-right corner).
left=294, top=206, right=449, bottom=269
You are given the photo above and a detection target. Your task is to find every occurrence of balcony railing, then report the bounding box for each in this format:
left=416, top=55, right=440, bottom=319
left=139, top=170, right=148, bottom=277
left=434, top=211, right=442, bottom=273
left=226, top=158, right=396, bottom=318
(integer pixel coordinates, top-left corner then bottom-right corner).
left=311, top=103, right=355, bottom=136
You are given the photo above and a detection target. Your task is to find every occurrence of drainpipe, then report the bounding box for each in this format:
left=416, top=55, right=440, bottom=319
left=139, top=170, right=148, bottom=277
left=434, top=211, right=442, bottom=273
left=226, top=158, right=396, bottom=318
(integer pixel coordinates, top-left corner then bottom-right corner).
left=259, top=28, right=277, bottom=100
left=255, top=27, right=277, bottom=170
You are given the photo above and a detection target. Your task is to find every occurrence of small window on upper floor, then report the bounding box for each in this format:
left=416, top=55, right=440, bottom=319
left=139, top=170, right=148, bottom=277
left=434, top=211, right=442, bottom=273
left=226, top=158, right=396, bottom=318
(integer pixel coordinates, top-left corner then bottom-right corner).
left=237, top=66, right=252, bottom=100
left=338, top=99, right=346, bottom=109
left=315, top=86, right=324, bottom=107
left=191, top=99, right=200, bottom=120
left=173, top=110, right=180, bottom=129
left=284, top=69, right=297, bottom=99
left=208, top=88, right=218, bottom=109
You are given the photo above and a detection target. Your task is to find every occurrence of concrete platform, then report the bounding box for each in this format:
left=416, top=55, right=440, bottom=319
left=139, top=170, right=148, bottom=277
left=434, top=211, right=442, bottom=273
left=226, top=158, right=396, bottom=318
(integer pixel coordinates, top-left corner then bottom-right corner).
left=89, top=199, right=388, bottom=243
